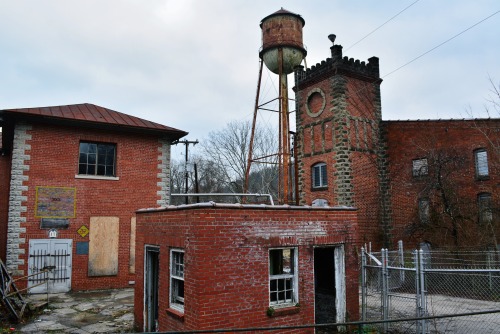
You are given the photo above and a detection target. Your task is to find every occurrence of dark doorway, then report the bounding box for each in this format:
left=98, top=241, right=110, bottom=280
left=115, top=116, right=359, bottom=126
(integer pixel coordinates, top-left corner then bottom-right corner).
left=144, top=246, right=159, bottom=332
left=314, top=247, right=337, bottom=326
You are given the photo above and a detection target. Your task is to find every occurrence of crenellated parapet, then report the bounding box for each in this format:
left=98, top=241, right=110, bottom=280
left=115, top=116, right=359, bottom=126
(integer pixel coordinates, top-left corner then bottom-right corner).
left=295, top=42, right=380, bottom=86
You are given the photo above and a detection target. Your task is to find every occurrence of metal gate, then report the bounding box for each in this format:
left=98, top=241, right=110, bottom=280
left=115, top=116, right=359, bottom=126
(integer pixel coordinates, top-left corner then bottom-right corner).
left=28, top=239, right=72, bottom=293
left=361, top=242, right=500, bottom=334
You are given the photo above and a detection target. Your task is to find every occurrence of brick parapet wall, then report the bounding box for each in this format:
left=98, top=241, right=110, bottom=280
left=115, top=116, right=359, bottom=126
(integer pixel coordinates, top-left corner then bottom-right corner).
left=135, top=205, right=359, bottom=332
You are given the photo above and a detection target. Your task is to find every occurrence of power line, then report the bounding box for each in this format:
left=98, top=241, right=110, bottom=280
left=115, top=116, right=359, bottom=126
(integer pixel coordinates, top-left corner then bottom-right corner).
left=345, top=0, right=421, bottom=52
left=383, top=9, right=500, bottom=78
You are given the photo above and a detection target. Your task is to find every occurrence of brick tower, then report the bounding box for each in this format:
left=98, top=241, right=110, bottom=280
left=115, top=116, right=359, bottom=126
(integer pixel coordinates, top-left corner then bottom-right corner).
left=294, top=37, right=392, bottom=246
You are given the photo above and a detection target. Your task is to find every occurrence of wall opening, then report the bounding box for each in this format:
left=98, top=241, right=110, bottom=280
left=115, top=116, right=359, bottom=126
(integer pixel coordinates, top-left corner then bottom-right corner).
left=314, top=245, right=346, bottom=327
left=144, top=245, right=159, bottom=332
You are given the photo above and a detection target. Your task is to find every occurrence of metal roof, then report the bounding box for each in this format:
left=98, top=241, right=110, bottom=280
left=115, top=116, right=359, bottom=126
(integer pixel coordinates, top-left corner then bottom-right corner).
left=260, top=8, right=305, bottom=26
left=0, top=103, right=188, bottom=138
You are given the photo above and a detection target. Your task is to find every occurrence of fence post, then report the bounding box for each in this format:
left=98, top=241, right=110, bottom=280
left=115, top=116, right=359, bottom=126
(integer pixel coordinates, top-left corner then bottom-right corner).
left=382, top=248, right=389, bottom=333
left=398, top=240, right=405, bottom=284
left=487, top=250, right=493, bottom=292
left=361, top=247, right=367, bottom=323
left=415, top=249, right=428, bottom=334
left=414, top=250, right=421, bottom=334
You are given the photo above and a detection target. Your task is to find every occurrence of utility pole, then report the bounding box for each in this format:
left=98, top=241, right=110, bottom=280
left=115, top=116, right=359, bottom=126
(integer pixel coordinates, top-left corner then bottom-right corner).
left=174, top=139, right=198, bottom=204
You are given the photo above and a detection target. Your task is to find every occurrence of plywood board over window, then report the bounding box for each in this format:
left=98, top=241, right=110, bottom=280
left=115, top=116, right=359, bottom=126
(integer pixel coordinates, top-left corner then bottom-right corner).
left=129, top=217, right=136, bottom=274
left=89, top=217, right=119, bottom=276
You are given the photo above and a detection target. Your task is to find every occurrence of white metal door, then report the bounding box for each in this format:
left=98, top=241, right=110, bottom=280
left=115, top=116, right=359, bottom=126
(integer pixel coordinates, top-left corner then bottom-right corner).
left=28, top=239, right=72, bottom=293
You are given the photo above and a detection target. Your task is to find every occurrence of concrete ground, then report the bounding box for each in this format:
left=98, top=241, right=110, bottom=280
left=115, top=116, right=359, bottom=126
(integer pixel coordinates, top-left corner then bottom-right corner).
left=364, top=292, right=500, bottom=333
left=7, top=288, right=134, bottom=333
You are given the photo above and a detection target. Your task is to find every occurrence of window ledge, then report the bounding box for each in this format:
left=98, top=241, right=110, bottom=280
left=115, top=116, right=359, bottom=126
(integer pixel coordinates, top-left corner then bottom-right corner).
left=311, top=187, right=328, bottom=192
left=269, top=305, right=300, bottom=317
left=166, top=308, right=184, bottom=321
left=75, top=175, right=119, bottom=181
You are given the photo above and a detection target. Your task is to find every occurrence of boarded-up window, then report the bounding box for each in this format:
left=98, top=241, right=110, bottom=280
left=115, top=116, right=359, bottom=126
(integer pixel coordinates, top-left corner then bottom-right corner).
left=129, top=217, right=136, bottom=274
left=412, top=158, right=428, bottom=177
left=89, top=217, right=119, bottom=276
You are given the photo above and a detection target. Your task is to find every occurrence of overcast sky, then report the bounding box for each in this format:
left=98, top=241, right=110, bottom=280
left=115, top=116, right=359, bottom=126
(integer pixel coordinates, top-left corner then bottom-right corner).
left=1, top=1, right=498, bottom=158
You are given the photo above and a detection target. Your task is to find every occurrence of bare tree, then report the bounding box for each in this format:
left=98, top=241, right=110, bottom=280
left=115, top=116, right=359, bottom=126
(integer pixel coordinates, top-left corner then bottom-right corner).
left=200, top=120, right=278, bottom=199
left=466, top=76, right=500, bottom=154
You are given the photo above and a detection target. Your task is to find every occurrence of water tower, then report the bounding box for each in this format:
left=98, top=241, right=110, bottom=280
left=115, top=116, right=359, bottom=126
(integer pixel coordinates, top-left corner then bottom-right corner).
left=245, top=8, right=306, bottom=204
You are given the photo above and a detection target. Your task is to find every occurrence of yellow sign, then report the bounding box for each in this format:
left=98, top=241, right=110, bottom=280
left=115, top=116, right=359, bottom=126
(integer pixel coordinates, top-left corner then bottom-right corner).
left=77, top=225, right=89, bottom=238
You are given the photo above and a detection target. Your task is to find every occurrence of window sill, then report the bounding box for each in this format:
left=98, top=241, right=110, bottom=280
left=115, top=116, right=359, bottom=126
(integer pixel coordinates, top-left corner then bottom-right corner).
left=311, top=187, right=328, bottom=192
left=166, top=308, right=184, bottom=321
left=75, top=175, right=120, bottom=181
left=268, top=305, right=300, bottom=317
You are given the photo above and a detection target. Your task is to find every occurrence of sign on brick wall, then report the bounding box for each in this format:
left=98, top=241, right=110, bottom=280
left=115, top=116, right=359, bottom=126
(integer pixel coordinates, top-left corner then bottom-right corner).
left=35, top=186, right=76, bottom=218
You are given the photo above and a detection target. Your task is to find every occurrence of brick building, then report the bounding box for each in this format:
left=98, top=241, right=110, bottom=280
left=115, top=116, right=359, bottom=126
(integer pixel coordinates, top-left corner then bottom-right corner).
left=0, top=103, right=187, bottom=292
left=134, top=203, right=359, bottom=332
left=386, top=119, right=498, bottom=249
left=294, top=36, right=499, bottom=250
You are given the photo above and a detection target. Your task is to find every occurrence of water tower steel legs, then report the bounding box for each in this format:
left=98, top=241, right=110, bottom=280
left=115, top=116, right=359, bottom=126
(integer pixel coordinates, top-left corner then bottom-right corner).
left=245, top=49, right=294, bottom=205
left=244, top=59, right=264, bottom=197
left=278, top=48, right=292, bottom=205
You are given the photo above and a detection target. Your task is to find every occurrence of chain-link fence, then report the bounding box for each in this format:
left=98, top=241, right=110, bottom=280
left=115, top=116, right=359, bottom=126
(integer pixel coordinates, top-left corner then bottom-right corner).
left=361, top=242, right=500, bottom=333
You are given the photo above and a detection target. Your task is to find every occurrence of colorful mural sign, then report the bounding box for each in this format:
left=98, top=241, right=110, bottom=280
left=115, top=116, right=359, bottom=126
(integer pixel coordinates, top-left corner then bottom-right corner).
left=35, top=186, right=76, bottom=218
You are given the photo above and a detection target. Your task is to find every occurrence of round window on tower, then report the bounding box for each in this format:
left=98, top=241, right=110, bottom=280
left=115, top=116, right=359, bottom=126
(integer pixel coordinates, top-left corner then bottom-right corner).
left=305, top=88, right=326, bottom=118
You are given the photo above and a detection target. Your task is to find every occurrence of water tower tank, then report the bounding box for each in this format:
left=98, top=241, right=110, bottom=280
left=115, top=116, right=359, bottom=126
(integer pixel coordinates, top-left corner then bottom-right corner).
left=260, top=8, right=306, bottom=74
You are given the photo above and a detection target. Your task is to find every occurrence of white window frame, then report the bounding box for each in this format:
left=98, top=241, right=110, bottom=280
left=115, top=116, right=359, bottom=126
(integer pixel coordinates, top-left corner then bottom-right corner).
left=169, top=249, right=185, bottom=312
left=474, top=149, right=489, bottom=179
left=412, top=158, right=428, bottom=177
left=269, top=247, right=298, bottom=307
left=312, top=163, right=327, bottom=188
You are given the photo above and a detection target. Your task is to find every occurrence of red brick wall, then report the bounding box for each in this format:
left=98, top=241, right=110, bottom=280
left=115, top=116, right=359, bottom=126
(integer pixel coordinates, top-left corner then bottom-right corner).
left=296, top=70, right=384, bottom=247
left=386, top=120, right=499, bottom=249
left=351, top=152, right=382, bottom=244
left=134, top=205, right=359, bottom=332
left=15, top=122, right=165, bottom=290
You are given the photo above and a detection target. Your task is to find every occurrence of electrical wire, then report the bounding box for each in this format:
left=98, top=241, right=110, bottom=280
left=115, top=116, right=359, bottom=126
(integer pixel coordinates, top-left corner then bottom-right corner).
left=382, top=9, right=500, bottom=79
left=345, top=0, right=421, bottom=52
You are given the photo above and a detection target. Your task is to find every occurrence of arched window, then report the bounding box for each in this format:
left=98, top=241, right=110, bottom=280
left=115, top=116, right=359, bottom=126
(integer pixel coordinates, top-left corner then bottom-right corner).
left=312, top=198, right=329, bottom=207
left=312, top=162, right=327, bottom=188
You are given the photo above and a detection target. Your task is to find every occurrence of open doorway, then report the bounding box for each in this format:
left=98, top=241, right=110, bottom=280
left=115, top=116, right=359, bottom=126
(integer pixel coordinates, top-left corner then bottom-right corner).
left=314, top=245, right=346, bottom=327
left=144, top=245, right=159, bottom=332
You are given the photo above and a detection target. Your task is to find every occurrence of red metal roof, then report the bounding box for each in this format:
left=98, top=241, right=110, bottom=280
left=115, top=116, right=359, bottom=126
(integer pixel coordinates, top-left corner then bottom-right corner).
left=1, top=103, right=187, bottom=138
